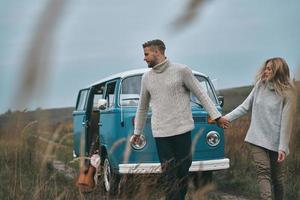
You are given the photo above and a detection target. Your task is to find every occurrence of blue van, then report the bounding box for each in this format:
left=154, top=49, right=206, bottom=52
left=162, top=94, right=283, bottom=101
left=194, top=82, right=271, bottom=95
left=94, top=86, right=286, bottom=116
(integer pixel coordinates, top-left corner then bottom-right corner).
left=72, top=68, right=230, bottom=192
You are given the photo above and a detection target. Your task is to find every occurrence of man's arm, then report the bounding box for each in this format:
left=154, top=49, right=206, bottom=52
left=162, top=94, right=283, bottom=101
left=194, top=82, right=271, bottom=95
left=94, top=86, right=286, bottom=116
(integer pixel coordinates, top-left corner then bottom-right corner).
left=134, top=75, right=150, bottom=136
left=181, top=67, right=221, bottom=120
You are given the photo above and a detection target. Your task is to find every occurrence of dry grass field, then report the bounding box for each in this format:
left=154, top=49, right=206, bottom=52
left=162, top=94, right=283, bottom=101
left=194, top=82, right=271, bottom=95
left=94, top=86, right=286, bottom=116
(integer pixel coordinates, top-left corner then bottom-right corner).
left=0, top=84, right=299, bottom=199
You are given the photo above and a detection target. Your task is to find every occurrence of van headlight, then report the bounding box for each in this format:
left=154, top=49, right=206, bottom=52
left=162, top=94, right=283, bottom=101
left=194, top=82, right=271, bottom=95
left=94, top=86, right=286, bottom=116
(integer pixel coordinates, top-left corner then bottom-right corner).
left=206, top=131, right=220, bottom=147
left=130, top=134, right=146, bottom=150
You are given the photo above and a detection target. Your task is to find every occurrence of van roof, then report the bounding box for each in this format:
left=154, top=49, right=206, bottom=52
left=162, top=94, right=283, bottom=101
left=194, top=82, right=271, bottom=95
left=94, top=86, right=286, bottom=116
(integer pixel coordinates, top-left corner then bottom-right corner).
left=88, top=68, right=207, bottom=87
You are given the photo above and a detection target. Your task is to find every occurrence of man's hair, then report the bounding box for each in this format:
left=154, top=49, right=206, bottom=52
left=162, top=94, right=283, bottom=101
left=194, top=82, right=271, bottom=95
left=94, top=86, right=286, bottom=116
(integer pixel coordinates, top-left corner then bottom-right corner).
left=142, top=39, right=166, bottom=54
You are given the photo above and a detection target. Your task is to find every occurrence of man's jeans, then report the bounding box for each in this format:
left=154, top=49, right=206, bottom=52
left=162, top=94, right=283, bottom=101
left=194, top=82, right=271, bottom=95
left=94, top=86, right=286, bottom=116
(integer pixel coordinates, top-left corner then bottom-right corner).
left=248, top=143, right=285, bottom=200
left=155, top=131, right=192, bottom=200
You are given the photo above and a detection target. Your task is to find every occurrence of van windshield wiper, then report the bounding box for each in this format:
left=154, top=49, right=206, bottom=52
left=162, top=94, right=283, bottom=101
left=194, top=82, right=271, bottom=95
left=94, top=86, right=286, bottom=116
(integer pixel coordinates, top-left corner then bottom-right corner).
left=190, top=100, right=203, bottom=108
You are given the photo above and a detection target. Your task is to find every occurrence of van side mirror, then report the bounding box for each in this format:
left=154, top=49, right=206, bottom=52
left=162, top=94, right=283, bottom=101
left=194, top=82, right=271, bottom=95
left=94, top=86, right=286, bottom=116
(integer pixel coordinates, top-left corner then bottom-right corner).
left=218, top=96, right=224, bottom=107
left=97, top=99, right=107, bottom=110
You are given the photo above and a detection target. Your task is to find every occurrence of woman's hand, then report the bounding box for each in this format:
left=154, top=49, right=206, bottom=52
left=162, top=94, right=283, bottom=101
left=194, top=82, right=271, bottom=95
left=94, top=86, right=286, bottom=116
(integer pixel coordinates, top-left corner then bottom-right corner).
left=217, top=116, right=230, bottom=129
left=277, top=150, right=286, bottom=162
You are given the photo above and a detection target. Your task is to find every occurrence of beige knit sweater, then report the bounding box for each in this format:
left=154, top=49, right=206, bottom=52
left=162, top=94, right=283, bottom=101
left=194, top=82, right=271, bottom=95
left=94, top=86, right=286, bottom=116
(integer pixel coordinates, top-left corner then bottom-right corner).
left=134, top=59, right=221, bottom=138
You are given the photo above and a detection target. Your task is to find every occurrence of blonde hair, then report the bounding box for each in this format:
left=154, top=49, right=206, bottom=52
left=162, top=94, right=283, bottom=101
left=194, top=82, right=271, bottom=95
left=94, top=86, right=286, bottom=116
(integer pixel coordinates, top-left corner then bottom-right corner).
left=255, top=57, right=294, bottom=96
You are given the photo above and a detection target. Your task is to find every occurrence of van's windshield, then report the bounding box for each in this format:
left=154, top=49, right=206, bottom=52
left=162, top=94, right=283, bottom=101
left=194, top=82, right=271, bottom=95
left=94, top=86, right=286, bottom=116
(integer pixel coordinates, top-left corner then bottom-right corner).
left=120, top=74, right=218, bottom=107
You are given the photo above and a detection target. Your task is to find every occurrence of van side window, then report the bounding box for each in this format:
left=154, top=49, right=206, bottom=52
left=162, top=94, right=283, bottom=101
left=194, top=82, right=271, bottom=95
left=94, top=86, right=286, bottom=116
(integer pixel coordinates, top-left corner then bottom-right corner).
left=76, top=89, right=89, bottom=111
left=92, top=85, right=105, bottom=110
left=105, top=82, right=116, bottom=108
left=120, top=75, right=142, bottom=106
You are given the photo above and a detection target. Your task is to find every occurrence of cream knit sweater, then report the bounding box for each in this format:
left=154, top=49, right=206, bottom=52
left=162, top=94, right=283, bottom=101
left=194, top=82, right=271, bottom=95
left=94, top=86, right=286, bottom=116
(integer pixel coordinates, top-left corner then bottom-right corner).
left=134, top=59, right=221, bottom=138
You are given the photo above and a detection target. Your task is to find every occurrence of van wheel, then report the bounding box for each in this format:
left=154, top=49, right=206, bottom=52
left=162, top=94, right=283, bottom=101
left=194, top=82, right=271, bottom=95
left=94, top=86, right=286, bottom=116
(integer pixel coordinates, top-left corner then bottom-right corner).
left=103, top=156, right=120, bottom=194
left=191, top=171, right=213, bottom=188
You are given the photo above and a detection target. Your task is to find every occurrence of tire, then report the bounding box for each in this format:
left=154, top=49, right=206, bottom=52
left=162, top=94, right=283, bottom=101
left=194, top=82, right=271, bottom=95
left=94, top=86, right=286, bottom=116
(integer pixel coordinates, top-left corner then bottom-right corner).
left=191, top=171, right=213, bottom=188
left=102, top=156, right=121, bottom=194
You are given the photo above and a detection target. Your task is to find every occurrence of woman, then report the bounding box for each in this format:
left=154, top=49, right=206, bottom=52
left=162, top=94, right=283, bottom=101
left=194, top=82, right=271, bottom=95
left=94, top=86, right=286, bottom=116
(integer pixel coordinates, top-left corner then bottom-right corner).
left=224, top=57, right=296, bottom=200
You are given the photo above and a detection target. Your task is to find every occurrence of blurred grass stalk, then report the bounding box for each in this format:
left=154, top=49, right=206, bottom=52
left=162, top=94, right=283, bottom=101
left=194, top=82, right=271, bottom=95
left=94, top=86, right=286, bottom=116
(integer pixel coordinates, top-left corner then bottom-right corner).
left=171, top=0, right=207, bottom=30
left=13, top=0, right=68, bottom=111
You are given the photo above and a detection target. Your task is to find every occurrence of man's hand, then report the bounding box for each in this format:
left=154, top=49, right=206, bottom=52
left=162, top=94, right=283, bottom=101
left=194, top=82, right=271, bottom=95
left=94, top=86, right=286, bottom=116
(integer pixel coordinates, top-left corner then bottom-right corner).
left=216, top=116, right=230, bottom=129
left=130, top=134, right=142, bottom=145
left=277, top=150, right=286, bottom=162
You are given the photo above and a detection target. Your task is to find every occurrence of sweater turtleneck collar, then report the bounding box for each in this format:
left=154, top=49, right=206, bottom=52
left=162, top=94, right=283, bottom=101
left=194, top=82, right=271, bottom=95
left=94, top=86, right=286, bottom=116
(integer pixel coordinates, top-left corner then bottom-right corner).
left=152, top=59, right=169, bottom=73
left=262, top=81, right=275, bottom=91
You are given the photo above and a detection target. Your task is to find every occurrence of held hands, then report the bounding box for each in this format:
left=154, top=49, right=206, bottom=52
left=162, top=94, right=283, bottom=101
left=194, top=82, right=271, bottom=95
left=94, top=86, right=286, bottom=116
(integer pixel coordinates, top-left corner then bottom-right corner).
left=216, top=116, right=230, bottom=129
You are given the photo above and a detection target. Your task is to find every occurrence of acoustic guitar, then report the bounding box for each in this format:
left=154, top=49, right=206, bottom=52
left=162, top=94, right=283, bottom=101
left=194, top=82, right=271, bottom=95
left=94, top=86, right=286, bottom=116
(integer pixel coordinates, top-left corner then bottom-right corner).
left=76, top=135, right=99, bottom=193
left=76, top=163, right=96, bottom=193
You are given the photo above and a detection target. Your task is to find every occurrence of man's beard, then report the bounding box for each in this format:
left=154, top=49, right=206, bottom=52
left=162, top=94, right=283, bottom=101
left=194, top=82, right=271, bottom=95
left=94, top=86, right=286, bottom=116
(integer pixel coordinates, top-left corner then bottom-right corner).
left=147, top=61, right=156, bottom=68
left=147, top=59, right=158, bottom=68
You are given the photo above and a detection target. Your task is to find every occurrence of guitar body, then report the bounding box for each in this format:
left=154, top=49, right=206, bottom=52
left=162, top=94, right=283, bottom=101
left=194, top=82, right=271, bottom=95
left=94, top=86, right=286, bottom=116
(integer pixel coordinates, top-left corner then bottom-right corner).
left=75, top=132, right=100, bottom=192
left=76, top=165, right=96, bottom=193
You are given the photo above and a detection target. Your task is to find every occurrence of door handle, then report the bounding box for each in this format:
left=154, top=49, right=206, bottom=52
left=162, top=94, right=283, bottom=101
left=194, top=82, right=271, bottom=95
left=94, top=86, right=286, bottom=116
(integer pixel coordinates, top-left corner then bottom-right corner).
left=82, top=120, right=88, bottom=127
left=98, top=122, right=103, bottom=126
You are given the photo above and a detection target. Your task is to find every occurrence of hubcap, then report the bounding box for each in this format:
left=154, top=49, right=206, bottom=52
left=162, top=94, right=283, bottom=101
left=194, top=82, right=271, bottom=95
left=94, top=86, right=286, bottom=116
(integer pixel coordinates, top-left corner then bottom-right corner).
left=103, top=158, right=111, bottom=192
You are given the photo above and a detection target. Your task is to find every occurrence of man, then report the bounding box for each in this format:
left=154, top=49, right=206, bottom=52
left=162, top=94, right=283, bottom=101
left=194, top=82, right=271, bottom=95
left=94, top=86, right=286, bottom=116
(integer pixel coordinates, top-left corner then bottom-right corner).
left=131, top=39, right=228, bottom=200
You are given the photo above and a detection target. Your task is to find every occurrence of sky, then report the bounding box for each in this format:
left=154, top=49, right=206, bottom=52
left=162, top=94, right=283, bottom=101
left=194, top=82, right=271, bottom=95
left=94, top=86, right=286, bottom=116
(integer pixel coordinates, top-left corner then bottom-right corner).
left=0, top=0, right=300, bottom=113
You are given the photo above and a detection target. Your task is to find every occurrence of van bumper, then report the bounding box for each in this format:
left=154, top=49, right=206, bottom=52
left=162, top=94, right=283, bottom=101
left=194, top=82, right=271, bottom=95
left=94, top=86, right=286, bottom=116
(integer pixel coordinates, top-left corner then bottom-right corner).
left=118, top=158, right=230, bottom=174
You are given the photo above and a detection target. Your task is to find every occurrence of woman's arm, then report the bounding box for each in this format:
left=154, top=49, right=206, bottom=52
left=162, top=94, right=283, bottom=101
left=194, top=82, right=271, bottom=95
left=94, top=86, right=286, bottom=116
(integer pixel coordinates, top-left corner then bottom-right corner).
left=225, top=86, right=256, bottom=122
left=278, top=91, right=296, bottom=156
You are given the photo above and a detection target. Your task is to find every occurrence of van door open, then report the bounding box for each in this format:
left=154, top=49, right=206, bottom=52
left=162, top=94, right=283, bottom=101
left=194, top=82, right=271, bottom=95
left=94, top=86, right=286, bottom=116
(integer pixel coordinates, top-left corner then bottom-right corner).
left=73, top=88, right=92, bottom=157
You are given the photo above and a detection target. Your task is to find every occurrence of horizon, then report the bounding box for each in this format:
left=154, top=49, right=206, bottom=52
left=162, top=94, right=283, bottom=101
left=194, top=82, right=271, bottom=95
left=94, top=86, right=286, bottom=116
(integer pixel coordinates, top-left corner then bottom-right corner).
left=3, top=80, right=300, bottom=115
left=0, top=83, right=252, bottom=114
left=0, top=83, right=251, bottom=114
